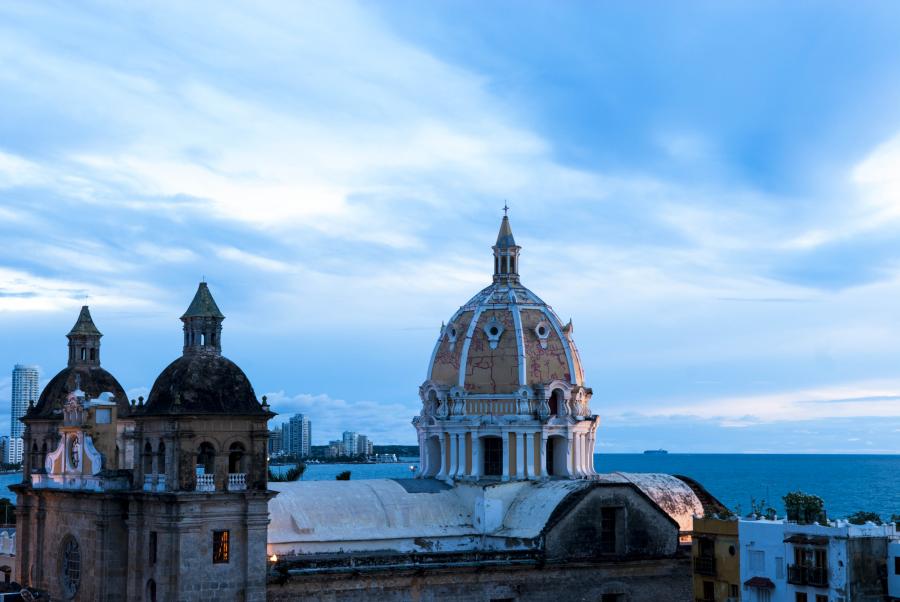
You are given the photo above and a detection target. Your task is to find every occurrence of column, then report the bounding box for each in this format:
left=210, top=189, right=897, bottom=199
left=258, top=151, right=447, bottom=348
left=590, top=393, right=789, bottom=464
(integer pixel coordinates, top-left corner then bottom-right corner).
left=565, top=435, right=573, bottom=477
left=417, top=433, right=427, bottom=478
left=436, top=432, right=448, bottom=479
left=515, top=431, right=526, bottom=479
left=525, top=432, right=535, bottom=479
left=459, top=432, right=469, bottom=478
left=572, top=432, right=581, bottom=477
left=501, top=432, right=510, bottom=481
left=449, top=433, right=459, bottom=479
left=471, top=435, right=482, bottom=479
left=584, top=433, right=594, bottom=475
left=541, top=435, right=549, bottom=479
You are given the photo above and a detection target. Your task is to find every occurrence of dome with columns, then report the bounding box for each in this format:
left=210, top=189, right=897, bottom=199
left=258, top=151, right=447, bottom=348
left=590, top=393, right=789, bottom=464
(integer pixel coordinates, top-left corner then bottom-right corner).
left=414, top=213, right=599, bottom=483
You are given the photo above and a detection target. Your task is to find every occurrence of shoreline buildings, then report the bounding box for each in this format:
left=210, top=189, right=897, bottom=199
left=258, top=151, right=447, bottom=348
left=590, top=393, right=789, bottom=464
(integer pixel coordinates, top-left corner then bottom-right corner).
left=9, top=364, right=38, bottom=464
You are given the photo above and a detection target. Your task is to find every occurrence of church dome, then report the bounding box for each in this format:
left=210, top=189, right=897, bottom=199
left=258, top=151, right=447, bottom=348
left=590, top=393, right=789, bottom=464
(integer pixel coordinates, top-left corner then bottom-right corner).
left=426, top=216, right=585, bottom=396
left=32, top=365, right=128, bottom=420
left=140, top=283, right=267, bottom=417
left=143, top=353, right=262, bottom=416
left=28, top=305, right=130, bottom=420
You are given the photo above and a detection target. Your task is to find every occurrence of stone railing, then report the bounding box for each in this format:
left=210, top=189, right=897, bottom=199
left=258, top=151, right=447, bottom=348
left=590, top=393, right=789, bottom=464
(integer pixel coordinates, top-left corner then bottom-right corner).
left=227, top=473, right=247, bottom=491
left=464, top=399, right=535, bottom=415
left=196, top=473, right=215, bottom=492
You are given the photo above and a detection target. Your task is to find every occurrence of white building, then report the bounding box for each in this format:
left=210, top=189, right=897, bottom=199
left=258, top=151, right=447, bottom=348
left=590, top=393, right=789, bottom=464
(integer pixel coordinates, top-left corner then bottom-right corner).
left=341, top=431, right=358, bottom=456
left=5, top=437, right=23, bottom=465
left=889, top=541, right=900, bottom=601
left=287, top=413, right=311, bottom=457
left=11, top=364, right=39, bottom=439
left=739, top=517, right=897, bottom=602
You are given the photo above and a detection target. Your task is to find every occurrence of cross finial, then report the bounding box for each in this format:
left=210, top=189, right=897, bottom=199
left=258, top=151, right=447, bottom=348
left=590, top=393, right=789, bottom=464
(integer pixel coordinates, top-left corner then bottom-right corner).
left=503, top=201, right=509, bottom=216
left=202, top=274, right=206, bottom=283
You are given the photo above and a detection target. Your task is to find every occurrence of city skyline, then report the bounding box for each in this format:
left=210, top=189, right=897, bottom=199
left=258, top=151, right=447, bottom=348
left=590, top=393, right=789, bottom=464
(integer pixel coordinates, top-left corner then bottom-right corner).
left=3, top=2, right=900, bottom=451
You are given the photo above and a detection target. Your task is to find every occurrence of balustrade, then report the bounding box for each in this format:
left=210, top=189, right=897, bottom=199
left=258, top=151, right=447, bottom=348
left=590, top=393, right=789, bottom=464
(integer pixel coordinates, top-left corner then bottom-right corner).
left=196, top=473, right=215, bottom=492
left=227, top=473, right=247, bottom=491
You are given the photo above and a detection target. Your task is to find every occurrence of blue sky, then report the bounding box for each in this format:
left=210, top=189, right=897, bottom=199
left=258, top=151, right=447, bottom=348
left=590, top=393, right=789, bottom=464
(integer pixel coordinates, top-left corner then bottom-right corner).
left=2, top=1, right=900, bottom=451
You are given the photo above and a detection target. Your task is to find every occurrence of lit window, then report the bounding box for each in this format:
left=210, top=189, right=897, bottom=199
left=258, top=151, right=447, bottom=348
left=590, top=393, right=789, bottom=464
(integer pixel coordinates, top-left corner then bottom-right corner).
left=213, top=530, right=229, bottom=564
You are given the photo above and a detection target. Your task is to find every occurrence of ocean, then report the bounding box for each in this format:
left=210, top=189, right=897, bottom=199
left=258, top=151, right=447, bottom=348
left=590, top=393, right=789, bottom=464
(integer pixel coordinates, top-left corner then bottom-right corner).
left=4, top=454, right=897, bottom=520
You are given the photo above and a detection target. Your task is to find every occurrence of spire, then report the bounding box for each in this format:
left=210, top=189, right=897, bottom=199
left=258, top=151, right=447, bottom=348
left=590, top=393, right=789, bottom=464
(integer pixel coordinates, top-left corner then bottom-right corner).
left=181, top=282, right=225, bottom=356
left=492, top=208, right=521, bottom=283
left=181, top=282, right=225, bottom=319
left=67, top=306, right=102, bottom=367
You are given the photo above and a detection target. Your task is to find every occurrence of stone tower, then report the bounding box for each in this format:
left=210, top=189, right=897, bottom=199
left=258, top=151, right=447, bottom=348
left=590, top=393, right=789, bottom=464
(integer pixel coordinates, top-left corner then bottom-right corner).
left=13, top=287, right=275, bottom=601
left=414, top=213, right=599, bottom=481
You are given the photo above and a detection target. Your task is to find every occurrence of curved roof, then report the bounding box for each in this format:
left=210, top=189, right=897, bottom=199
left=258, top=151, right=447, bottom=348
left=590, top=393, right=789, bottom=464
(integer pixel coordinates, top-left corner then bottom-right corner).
left=142, top=353, right=265, bottom=416
left=600, top=472, right=707, bottom=533
left=31, top=365, right=129, bottom=420
left=427, top=280, right=585, bottom=395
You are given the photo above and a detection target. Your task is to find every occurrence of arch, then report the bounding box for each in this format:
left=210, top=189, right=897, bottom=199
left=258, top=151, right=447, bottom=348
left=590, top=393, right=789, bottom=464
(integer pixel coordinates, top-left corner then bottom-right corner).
left=549, top=388, right=565, bottom=416
left=424, top=436, right=442, bottom=477
left=196, top=442, right=215, bottom=474
left=481, top=436, right=503, bottom=476
left=157, top=441, right=166, bottom=475
left=547, top=435, right=569, bottom=477
left=146, top=578, right=157, bottom=602
left=59, top=534, right=81, bottom=598
left=227, top=442, right=245, bottom=474
left=143, top=441, right=153, bottom=474
left=0, top=565, right=9, bottom=584
left=41, top=440, right=48, bottom=467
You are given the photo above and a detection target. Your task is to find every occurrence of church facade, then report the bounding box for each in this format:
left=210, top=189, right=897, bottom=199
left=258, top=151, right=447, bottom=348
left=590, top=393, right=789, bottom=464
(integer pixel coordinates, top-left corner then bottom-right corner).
left=13, top=285, right=273, bottom=601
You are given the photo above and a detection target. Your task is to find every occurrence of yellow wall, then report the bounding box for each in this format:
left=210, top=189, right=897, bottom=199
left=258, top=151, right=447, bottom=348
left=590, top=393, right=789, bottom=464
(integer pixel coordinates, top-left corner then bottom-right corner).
left=692, top=517, right=740, bottom=602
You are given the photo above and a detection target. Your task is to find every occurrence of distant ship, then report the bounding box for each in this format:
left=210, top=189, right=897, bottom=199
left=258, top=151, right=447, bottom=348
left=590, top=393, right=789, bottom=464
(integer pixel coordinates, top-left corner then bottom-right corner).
left=643, top=449, right=668, bottom=455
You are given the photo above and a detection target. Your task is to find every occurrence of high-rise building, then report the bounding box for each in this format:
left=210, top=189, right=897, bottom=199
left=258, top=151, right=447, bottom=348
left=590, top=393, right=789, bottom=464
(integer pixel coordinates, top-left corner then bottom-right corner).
left=11, top=364, right=39, bottom=439
left=341, top=431, right=358, bottom=456
left=357, top=435, right=370, bottom=458
left=6, top=438, right=23, bottom=465
left=267, top=429, right=283, bottom=455
left=287, top=414, right=311, bottom=458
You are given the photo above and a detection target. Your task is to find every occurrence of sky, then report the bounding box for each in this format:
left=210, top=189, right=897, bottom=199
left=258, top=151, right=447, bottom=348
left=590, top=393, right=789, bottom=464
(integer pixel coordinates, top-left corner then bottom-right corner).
left=2, top=1, right=900, bottom=452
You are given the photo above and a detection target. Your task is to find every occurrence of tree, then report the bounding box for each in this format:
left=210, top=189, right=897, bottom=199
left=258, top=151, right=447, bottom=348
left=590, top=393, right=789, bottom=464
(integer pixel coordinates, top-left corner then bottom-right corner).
left=847, top=511, right=882, bottom=525
left=268, top=463, right=306, bottom=482
left=783, top=491, right=826, bottom=525
left=335, top=470, right=351, bottom=481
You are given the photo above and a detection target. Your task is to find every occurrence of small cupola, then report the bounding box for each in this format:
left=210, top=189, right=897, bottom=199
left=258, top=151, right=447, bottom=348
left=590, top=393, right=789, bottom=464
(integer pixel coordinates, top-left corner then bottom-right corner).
left=492, top=207, right=521, bottom=283
left=181, top=282, right=225, bottom=356
left=67, top=306, right=102, bottom=367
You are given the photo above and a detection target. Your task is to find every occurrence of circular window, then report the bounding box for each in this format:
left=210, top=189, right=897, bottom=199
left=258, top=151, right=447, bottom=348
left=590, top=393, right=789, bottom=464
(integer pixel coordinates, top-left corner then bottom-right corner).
left=489, top=326, right=499, bottom=336
left=449, top=327, right=456, bottom=338
left=728, top=545, right=736, bottom=556
left=537, top=326, right=546, bottom=336
left=59, top=535, right=81, bottom=599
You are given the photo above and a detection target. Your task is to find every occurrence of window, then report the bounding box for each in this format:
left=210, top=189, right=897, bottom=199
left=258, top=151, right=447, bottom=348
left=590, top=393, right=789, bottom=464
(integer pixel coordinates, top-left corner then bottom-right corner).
left=600, top=507, right=617, bottom=554
left=95, top=408, right=111, bottom=424
left=483, top=437, right=502, bottom=476
left=228, top=442, right=245, bottom=473
left=149, top=531, right=157, bottom=566
left=750, top=549, right=765, bottom=572
left=158, top=442, right=166, bottom=475
left=730, top=584, right=738, bottom=597
left=147, top=579, right=157, bottom=602
left=60, top=535, right=81, bottom=598
left=758, top=591, right=771, bottom=602
left=815, top=595, right=828, bottom=602
left=775, top=556, right=784, bottom=579
left=212, top=530, right=229, bottom=564
left=601, top=595, right=623, bottom=602
left=703, top=581, right=714, bottom=601
left=795, top=593, right=807, bottom=602
left=895, top=556, right=900, bottom=575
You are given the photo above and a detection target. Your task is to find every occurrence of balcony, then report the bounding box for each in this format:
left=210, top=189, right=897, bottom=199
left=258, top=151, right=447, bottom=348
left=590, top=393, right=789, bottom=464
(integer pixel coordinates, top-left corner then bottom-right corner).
left=196, top=473, right=215, bottom=492
left=694, top=555, right=716, bottom=576
left=787, top=564, right=828, bottom=587
left=227, top=473, right=247, bottom=491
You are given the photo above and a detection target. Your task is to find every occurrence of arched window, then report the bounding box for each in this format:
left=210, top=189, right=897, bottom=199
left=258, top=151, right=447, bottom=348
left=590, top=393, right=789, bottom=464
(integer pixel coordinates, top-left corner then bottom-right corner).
left=41, top=440, right=48, bottom=467
left=31, top=443, right=39, bottom=471
left=197, top=442, right=215, bottom=475
left=157, top=441, right=166, bottom=475
left=89, top=348, right=96, bottom=361
left=228, top=443, right=245, bottom=474
left=60, top=535, right=81, bottom=598
left=549, top=389, right=565, bottom=416
left=143, top=442, right=153, bottom=474
left=146, top=578, right=157, bottom=602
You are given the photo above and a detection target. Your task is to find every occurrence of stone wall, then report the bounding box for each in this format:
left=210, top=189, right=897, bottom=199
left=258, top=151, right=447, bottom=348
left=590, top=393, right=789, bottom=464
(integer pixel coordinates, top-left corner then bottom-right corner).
left=267, top=557, right=692, bottom=602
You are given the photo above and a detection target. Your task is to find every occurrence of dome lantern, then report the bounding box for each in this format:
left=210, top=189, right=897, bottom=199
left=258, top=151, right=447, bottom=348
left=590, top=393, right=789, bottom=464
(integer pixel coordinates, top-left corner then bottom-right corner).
left=181, top=282, right=225, bottom=356
left=492, top=205, right=521, bottom=284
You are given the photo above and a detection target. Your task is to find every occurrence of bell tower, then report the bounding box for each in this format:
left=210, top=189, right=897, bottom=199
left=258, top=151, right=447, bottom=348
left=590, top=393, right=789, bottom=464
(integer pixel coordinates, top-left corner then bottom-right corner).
left=181, top=281, right=224, bottom=355
left=67, top=305, right=102, bottom=367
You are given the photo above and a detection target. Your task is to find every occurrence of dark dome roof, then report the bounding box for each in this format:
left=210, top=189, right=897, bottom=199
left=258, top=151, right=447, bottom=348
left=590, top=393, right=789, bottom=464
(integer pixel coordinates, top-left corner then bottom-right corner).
left=142, top=353, right=265, bottom=416
left=31, top=365, right=129, bottom=420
